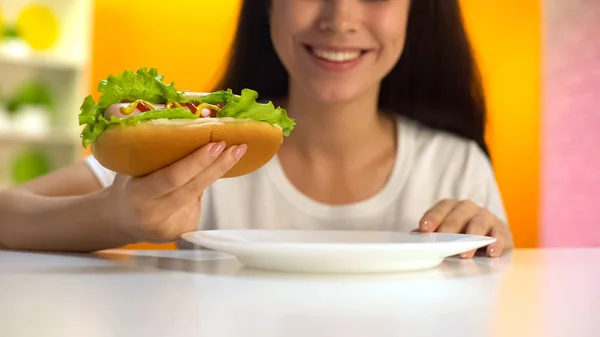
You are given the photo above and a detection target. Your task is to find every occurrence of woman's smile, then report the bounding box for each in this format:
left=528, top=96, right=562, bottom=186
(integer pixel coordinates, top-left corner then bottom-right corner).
left=302, top=44, right=372, bottom=73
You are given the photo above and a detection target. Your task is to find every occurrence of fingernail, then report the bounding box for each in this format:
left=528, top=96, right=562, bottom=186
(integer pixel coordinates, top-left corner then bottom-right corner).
left=210, top=142, right=226, bottom=157
left=233, top=144, right=247, bottom=161
left=420, top=220, right=430, bottom=231
left=460, top=253, right=468, bottom=259
left=488, top=245, right=500, bottom=257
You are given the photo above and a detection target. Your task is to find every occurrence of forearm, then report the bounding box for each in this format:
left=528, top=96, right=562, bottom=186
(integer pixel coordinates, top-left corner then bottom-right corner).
left=0, top=188, right=136, bottom=252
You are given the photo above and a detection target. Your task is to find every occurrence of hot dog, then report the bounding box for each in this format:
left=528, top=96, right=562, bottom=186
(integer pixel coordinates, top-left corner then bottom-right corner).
left=78, top=68, right=295, bottom=178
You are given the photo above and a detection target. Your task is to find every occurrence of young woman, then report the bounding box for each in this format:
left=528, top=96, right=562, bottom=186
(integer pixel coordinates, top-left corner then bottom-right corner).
left=0, top=0, right=513, bottom=257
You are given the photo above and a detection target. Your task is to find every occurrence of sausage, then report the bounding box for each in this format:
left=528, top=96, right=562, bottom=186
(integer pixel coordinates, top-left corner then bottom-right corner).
left=103, top=103, right=165, bottom=119
left=104, top=103, right=217, bottom=119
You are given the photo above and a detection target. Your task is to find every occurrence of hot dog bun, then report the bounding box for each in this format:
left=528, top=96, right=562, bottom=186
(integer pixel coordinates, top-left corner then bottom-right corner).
left=91, top=117, right=283, bottom=178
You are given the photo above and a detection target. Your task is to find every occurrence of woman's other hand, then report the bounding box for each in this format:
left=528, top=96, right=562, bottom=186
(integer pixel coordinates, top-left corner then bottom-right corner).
left=418, top=199, right=514, bottom=258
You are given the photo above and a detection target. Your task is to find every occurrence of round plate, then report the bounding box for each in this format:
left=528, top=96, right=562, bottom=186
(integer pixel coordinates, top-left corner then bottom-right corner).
left=181, top=230, right=496, bottom=274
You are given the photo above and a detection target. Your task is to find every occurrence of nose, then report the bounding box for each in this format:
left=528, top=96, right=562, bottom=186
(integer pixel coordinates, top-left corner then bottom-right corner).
left=318, top=0, right=359, bottom=34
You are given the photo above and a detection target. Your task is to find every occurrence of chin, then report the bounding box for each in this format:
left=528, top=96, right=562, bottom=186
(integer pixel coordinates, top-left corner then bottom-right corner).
left=304, top=80, right=368, bottom=104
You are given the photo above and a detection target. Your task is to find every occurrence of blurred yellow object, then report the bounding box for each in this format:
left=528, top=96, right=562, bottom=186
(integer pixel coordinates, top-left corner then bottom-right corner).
left=16, top=5, right=59, bottom=50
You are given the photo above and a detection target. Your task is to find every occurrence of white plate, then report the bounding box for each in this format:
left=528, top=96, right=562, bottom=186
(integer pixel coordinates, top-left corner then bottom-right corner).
left=181, top=230, right=496, bottom=274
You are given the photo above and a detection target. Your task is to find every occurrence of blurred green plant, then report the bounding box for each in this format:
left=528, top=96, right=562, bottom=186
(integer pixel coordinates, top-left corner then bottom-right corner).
left=5, top=81, right=55, bottom=115
left=11, top=148, right=52, bottom=184
left=2, top=25, right=20, bottom=39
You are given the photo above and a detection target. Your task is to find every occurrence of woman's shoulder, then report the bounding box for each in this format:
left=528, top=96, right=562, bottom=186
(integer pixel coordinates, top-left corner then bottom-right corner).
left=398, top=117, right=489, bottom=166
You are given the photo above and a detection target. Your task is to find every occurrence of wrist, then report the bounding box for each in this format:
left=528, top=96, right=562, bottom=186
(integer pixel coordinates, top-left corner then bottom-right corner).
left=90, top=187, right=140, bottom=247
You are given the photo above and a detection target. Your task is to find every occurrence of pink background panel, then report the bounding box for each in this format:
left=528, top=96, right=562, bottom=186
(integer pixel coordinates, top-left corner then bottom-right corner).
left=542, top=0, right=600, bottom=247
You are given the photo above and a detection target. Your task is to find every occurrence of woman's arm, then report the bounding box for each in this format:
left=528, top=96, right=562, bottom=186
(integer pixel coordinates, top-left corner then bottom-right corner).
left=0, top=142, right=246, bottom=252
left=0, top=162, right=135, bottom=252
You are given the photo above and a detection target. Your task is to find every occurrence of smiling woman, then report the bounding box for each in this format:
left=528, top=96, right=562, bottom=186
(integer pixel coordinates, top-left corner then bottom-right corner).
left=0, top=0, right=514, bottom=256
left=86, top=1, right=541, bottom=252
left=267, top=0, right=411, bottom=103
left=219, top=0, right=490, bottom=156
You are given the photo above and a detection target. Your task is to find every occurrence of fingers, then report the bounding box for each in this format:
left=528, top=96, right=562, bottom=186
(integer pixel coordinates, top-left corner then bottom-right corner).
left=419, top=199, right=456, bottom=232
left=420, top=199, right=506, bottom=260
left=419, top=199, right=480, bottom=233
left=462, top=213, right=511, bottom=259
left=437, top=200, right=480, bottom=233
left=460, top=209, right=495, bottom=259
left=132, top=141, right=228, bottom=199
left=157, top=144, right=247, bottom=204
left=420, top=199, right=512, bottom=260
left=486, top=224, right=508, bottom=258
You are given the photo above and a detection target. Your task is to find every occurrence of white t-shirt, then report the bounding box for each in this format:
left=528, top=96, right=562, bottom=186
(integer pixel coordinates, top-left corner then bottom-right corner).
left=85, top=117, right=507, bottom=248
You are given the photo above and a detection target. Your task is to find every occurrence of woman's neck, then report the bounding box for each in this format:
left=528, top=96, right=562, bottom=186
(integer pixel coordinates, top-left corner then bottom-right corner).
left=280, top=83, right=395, bottom=165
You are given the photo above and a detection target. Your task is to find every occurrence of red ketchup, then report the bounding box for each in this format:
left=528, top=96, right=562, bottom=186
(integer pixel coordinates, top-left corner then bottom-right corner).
left=136, top=102, right=152, bottom=113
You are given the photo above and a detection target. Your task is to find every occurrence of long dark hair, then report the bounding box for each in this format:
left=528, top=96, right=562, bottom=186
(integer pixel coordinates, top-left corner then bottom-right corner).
left=217, top=0, right=490, bottom=157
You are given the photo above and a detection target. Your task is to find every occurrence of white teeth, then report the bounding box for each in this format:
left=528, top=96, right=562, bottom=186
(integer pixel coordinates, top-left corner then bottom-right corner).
left=312, top=48, right=361, bottom=62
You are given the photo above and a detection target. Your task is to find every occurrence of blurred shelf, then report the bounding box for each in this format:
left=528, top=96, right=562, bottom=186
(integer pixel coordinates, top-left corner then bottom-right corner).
left=0, top=130, right=80, bottom=146
left=0, top=53, right=85, bottom=71
left=0, top=0, right=94, bottom=187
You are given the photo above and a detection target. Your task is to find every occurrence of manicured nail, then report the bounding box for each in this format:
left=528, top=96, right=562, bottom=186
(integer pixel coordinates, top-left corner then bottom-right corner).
left=233, top=144, right=247, bottom=161
left=488, top=246, right=497, bottom=257
left=420, top=220, right=431, bottom=231
left=210, top=142, right=226, bottom=157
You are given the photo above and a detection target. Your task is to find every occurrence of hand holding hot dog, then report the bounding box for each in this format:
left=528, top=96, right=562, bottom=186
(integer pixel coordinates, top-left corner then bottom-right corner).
left=69, top=67, right=296, bottom=245
left=103, top=141, right=246, bottom=244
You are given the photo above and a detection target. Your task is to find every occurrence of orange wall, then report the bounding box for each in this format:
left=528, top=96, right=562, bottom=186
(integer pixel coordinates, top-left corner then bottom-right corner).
left=90, top=0, right=242, bottom=99
left=460, top=0, right=541, bottom=248
left=90, top=0, right=541, bottom=249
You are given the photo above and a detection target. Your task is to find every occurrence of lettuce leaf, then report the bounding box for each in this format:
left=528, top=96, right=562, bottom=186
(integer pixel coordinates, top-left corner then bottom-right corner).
left=80, top=109, right=199, bottom=148
left=96, top=67, right=184, bottom=108
left=78, top=95, right=98, bottom=126
left=78, top=68, right=295, bottom=148
left=189, top=89, right=235, bottom=105
left=79, top=67, right=188, bottom=147
left=215, top=89, right=295, bottom=136
left=187, top=88, right=295, bottom=135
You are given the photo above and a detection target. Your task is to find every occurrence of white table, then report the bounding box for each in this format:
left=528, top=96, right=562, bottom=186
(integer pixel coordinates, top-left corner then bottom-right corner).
left=1, top=248, right=599, bottom=337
